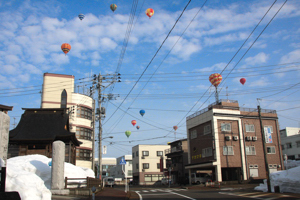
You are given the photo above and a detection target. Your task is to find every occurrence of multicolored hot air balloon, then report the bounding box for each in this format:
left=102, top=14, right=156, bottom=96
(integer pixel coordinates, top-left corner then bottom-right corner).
left=173, top=126, right=178, bottom=131
left=131, top=120, right=137, bottom=126
left=125, top=130, right=131, bottom=138
left=145, top=8, right=154, bottom=18
left=110, top=4, right=117, bottom=12
left=61, top=43, right=71, bottom=55
left=136, top=126, right=140, bottom=130
left=139, top=110, right=145, bottom=117
left=240, top=78, right=246, bottom=85
left=78, top=14, right=85, bottom=20
left=209, top=73, right=222, bottom=87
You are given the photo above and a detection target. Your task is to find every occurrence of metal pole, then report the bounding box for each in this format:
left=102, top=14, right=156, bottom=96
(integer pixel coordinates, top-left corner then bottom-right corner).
left=98, top=73, right=103, bottom=180
left=258, top=105, right=271, bottom=192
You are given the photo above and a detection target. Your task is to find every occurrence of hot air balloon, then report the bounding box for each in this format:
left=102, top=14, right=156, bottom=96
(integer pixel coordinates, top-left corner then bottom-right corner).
left=240, top=78, right=246, bottom=85
left=173, top=126, right=178, bottom=131
left=145, top=8, right=154, bottom=18
left=61, top=43, right=71, bottom=55
left=136, top=126, right=140, bottom=130
left=78, top=14, right=85, bottom=20
left=139, top=110, right=145, bottom=117
left=209, top=73, right=222, bottom=87
left=131, top=120, right=137, bottom=126
left=125, top=130, right=131, bottom=138
left=110, top=4, right=117, bottom=12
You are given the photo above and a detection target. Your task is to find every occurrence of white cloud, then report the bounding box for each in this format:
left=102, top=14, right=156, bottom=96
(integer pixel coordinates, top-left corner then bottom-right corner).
left=196, top=62, right=227, bottom=72
left=280, top=49, right=300, bottom=63
left=249, top=76, right=269, bottom=87
left=3, top=65, right=17, bottom=74
left=245, top=52, right=268, bottom=65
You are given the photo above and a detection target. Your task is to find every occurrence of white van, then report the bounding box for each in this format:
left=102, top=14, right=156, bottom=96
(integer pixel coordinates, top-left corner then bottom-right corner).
left=103, top=177, right=115, bottom=187
left=191, top=173, right=212, bottom=184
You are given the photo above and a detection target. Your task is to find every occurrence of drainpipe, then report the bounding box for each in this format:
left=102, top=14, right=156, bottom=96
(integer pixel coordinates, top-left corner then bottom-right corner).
left=275, top=119, right=284, bottom=170
left=241, top=122, right=248, bottom=180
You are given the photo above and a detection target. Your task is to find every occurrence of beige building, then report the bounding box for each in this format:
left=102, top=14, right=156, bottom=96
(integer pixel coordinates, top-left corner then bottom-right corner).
left=280, top=127, right=300, bottom=160
left=132, top=144, right=169, bottom=185
left=186, top=99, right=284, bottom=183
left=41, top=73, right=95, bottom=169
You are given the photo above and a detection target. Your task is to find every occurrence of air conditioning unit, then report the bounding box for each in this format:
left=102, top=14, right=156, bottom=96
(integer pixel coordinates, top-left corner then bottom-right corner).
left=246, top=136, right=252, bottom=141
left=225, top=136, right=231, bottom=141
left=233, top=136, right=238, bottom=141
left=252, top=136, right=257, bottom=141
left=141, top=156, right=145, bottom=159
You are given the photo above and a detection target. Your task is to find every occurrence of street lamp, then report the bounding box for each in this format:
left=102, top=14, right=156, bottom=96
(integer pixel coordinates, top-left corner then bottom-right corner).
left=97, top=136, right=113, bottom=179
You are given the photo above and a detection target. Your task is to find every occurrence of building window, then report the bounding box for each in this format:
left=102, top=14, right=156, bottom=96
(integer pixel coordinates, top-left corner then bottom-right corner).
left=142, top=151, right=149, bottom=156
left=157, top=163, right=160, bottom=169
left=136, top=163, right=139, bottom=169
left=223, top=146, right=234, bottom=155
left=136, top=151, right=139, bottom=156
left=281, top=145, right=285, bottom=150
left=202, top=147, right=212, bottom=157
left=221, top=123, right=231, bottom=132
left=61, top=89, right=67, bottom=108
left=132, top=152, right=134, bottom=158
left=190, top=130, right=197, bottom=139
left=157, top=151, right=163, bottom=156
left=76, top=149, right=92, bottom=161
left=286, top=143, right=292, bottom=149
left=76, top=127, right=92, bottom=140
left=264, top=125, right=273, bottom=133
left=246, top=146, right=256, bottom=155
left=128, top=170, right=132, bottom=176
left=245, top=124, right=255, bottom=132
left=127, top=160, right=132, bottom=166
left=145, top=174, right=164, bottom=182
left=297, top=141, right=300, bottom=148
left=143, top=163, right=149, bottom=169
left=267, top=146, right=276, bottom=154
left=204, top=125, right=211, bottom=135
left=76, top=106, right=92, bottom=120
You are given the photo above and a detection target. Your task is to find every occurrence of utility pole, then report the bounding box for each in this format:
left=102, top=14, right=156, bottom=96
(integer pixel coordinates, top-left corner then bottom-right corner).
left=98, top=73, right=103, bottom=180
left=258, top=105, right=271, bottom=192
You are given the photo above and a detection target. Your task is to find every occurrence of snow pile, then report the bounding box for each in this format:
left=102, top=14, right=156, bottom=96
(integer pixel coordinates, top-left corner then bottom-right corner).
left=285, top=160, right=300, bottom=169
left=255, top=160, right=300, bottom=193
left=3, top=154, right=95, bottom=200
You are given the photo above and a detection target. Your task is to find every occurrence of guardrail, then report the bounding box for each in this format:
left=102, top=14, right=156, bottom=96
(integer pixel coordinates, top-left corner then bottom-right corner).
left=65, top=177, right=101, bottom=189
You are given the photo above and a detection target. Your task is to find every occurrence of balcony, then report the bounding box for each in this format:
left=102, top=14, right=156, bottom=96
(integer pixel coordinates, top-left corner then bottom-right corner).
left=165, top=146, right=182, bottom=156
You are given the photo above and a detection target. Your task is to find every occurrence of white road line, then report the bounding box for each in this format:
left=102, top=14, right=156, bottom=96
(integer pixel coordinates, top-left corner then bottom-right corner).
left=169, top=191, right=196, bottom=200
left=135, top=191, right=142, bottom=200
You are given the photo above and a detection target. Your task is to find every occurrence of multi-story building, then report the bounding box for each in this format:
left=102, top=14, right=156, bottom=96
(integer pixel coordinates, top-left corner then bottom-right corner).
left=132, top=144, right=168, bottom=185
left=165, top=139, right=189, bottom=184
left=280, top=127, right=300, bottom=160
left=110, top=155, right=133, bottom=181
left=186, top=99, right=284, bottom=183
left=41, top=73, right=95, bottom=169
left=95, top=157, right=117, bottom=178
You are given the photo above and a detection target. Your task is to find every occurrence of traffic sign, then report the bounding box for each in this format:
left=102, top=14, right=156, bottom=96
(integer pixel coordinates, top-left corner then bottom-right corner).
left=120, top=157, right=126, bottom=165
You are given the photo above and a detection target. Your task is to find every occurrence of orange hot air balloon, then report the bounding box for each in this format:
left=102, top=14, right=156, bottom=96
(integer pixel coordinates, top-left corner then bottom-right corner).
left=173, top=126, right=178, bottom=131
left=131, top=120, right=137, bottom=126
left=145, top=8, right=154, bottom=18
left=61, top=43, right=71, bottom=55
left=240, top=78, right=246, bottom=85
left=209, top=73, right=222, bottom=87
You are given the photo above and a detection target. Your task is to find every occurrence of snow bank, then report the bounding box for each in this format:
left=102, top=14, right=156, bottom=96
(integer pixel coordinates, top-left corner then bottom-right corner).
left=5, top=154, right=95, bottom=200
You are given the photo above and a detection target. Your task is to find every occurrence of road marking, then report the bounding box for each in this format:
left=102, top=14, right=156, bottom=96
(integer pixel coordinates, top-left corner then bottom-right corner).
left=169, top=191, right=196, bottom=200
left=135, top=191, right=142, bottom=200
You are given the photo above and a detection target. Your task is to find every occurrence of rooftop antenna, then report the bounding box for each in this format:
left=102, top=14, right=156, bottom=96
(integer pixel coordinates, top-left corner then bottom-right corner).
left=226, top=86, right=228, bottom=101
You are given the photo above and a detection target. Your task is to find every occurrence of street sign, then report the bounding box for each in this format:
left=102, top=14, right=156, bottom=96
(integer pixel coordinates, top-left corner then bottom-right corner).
left=120, top=157, right=126, bottom=165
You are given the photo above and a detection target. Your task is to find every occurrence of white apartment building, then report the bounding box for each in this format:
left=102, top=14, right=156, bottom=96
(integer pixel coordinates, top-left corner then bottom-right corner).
left=280, top=127, right=300, bottom=160
left=95, top=157, right=117, bottom=178
left=110, top=155, right=133, bottom=180
left=41, top=73, right=95, bottom=169
left=132, top=144, right=169, bottom=185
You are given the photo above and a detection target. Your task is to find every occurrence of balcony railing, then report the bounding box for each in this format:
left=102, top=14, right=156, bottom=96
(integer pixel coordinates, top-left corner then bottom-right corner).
left=165, top=146, right=182, bottom=155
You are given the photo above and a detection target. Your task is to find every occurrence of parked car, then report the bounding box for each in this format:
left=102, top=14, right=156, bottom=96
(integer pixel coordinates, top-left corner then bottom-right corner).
left=161, top=177, right=172, bottom=185
left=103, top=177, right=115, bottom=187
left=191, top=173, right=212, bottom=184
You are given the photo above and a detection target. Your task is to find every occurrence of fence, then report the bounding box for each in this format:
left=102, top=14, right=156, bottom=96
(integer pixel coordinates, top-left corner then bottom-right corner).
left=64, top=177, right=102, bottom=189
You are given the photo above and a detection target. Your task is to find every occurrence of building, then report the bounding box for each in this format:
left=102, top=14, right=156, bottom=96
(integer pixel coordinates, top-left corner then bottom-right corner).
left=110, top=155, right=133, bottom=181
left=185, top=99, right=284, bottom=183
left=41, top=73, right=95, bottom=169
left=132, top=144, right=169, bottom=185
left=95, top=157, right=116, bottom=178
left=165, top=139, right=189, bottom=184
left=280, top=127, right=300, bottom=160
left=8, top=108, right=81, bottom=164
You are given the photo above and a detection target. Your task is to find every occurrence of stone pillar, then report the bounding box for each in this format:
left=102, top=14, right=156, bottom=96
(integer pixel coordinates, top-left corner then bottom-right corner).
left=51, top=141, right=69, bottom=195
left=0, top=112, right=10, bottom=166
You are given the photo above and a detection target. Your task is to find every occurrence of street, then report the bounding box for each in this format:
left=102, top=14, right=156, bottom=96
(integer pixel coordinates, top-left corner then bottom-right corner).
left=129, top=186, right=300, bottom=200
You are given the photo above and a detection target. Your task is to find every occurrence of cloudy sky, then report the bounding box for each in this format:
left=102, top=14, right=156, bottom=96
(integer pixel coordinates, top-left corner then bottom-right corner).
left=1, top=0, right=300, bottom=158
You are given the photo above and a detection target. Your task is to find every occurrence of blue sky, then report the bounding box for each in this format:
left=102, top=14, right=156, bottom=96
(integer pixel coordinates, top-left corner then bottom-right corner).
left=1, top=0, right=300, bottom=158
